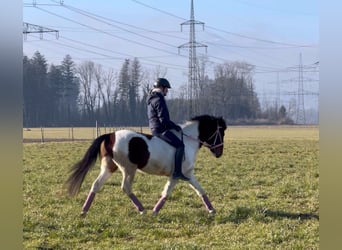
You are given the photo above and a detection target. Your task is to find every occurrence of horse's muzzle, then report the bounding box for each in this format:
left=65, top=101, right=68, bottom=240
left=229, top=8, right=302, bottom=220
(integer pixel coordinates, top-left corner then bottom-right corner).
left=211, top=146, right=223, bottom=158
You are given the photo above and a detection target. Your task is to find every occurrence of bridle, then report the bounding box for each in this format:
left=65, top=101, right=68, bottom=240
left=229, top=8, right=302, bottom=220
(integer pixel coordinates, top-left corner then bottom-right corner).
left=182, top=124, right=224, bottom=150
left=203, top=126, right=224, bottom=150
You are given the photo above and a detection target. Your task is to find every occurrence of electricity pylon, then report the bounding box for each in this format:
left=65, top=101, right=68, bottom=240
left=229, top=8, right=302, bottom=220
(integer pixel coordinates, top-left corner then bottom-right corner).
left=23, top=22, right=59, bottom=40
left=178, top=0, right=207, bottom=117
left=296, top=53, right=306, bottom=124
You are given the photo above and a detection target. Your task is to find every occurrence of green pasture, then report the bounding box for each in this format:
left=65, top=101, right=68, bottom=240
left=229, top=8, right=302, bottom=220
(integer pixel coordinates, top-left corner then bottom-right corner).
left=23, top=126, right=319, bottom=249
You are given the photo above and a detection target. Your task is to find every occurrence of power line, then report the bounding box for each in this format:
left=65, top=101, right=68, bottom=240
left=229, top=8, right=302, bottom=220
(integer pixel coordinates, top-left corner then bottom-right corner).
left=24, top=32, right=186, bottom=71
left=206, top=26, right=313, bottom=47
left=205, top=41, right=315, bottom=50
left=34, top=6, right=186, bottom=59
left=25, top=2, right=187, bottom=40
left=130, top=0, right=313, bottom=47
left=128, top=0, right=317, bottom=73
left=130, top=0, right=186, bottom=21
left=28, top=2, right=316, bottom=68
left=57, top=3, right=177, bottom=49
left=24, top=1, right=318, bottom=93
left=49, top=0, right=187, bottom=41
left=25, top=33, right=124, bottom=62
left=25, top=3, right=193, bottom=76
left=25, top=4, right=188, bottom=70
left=234, top=0, right=316, bottom=16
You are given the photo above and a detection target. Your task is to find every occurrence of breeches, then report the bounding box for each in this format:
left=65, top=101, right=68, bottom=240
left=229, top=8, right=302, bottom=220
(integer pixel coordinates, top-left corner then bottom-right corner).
left=156, top=130, right=184, bottom=149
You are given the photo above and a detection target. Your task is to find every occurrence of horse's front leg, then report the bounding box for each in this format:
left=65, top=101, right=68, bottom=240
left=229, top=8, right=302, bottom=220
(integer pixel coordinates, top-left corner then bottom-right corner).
left=188, top=176, right=216, bottom=214
left=121, top=169, right=145, bottom=214
left=153, top=179, right=178, bottom=215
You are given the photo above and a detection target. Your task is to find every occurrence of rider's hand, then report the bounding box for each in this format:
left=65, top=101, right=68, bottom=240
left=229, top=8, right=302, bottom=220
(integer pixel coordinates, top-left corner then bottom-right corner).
left=174, top=125, right=182, bottom=132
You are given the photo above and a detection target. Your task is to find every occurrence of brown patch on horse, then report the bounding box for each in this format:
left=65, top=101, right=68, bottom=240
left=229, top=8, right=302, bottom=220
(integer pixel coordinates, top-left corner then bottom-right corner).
left=128, top=137, right=150, bottom=169
left=100, top=132, right=115, bottom=158
left=99, top=133, right=118, bottom=173
left=102, top=156, right=118, bottom=173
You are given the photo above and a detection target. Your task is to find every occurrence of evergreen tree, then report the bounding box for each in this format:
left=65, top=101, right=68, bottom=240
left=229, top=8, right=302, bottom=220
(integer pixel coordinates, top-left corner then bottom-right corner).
left=129, top=58, right=142, bottom=125
left=118, top=59, right=130, bottom=102
left=23, top=55, right=33, bottom=127
left=117, top=59, right=130, bottom=124
left=47, top=64, right=64, bottom=124
left=60, top=55, right=79, bottom=125
left=24, top=51, right=48, bottom=126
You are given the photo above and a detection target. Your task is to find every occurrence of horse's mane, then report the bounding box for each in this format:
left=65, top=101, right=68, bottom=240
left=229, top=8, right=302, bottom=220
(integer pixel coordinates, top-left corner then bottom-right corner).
left=190, top=114, right=212, bottom=122
left=190, top=115, right=227, bottom=130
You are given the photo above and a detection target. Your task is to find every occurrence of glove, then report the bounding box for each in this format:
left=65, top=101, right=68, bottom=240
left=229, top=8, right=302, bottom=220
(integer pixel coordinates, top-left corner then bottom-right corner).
left=174, top=125, right=182, bottom=132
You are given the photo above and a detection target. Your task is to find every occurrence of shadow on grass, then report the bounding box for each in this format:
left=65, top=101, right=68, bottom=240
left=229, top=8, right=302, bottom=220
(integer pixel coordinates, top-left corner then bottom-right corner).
left=216, top=206, right=319, bottom=224
left=264, top=210, right=319, bottom=221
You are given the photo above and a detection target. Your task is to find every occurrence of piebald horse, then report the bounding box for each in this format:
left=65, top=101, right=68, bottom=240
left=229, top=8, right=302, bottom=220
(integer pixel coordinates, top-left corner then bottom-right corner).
left=65, top=115, right=227, bottom=216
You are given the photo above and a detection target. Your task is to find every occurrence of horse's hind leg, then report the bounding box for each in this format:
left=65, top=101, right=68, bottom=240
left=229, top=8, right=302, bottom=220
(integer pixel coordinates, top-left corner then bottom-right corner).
left=81, top=156, right=118, bottom=217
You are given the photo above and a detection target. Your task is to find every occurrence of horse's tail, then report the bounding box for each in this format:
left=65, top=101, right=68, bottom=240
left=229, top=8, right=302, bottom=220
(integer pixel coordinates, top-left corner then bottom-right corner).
left=65, top=133, right=114, bottom=197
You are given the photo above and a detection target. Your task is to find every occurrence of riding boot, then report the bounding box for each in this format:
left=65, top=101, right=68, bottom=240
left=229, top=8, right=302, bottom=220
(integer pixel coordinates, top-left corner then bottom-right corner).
left=172, top=147, right=189, bottom=181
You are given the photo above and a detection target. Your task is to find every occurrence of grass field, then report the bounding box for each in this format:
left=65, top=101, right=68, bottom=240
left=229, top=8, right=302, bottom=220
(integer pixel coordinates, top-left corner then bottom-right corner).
left=23, top=126, right=319, bottom=249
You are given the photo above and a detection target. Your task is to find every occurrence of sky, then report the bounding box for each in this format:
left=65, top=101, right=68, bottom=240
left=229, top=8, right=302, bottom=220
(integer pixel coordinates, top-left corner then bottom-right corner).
left=23, top=0, right=319, bottom=113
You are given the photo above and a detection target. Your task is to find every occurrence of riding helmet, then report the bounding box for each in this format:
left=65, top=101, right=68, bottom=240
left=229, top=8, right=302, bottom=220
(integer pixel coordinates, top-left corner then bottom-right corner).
left=154, top=78, right=171, bottom=88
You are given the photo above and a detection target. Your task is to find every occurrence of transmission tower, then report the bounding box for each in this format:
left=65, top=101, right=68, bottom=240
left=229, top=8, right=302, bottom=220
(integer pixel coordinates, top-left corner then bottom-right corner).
left=178, top=0, right=207, bottom=117
left=276, top=71, right=280, bottom=111
left=296, top=53, right=306, bottom=124
left=23, top=22, right=59, bottom=40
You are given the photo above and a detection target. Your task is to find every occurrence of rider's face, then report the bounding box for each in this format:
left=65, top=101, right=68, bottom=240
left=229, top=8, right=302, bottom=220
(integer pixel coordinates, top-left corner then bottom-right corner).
left=162, top=87, right=168, bottom=96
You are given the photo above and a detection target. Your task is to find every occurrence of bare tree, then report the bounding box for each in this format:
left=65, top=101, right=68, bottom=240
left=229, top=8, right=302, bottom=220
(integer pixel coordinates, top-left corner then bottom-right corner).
left=77, top=61, right=97, bottom=120
left=94, top=64, right=104, bottom=114
left=104, top=69, right=118, bottom=122
left=196, top=55, right=210, bottom=114
left=211, top=61, right=260, bottom=120
left=153, top=65, right=168, bottom=79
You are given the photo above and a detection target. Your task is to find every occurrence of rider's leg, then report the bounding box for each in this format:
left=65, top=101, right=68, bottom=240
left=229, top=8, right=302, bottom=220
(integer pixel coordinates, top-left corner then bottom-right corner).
left=158, top=131, right=189, bottom=181
left=173, top=145, right=189, bottom=180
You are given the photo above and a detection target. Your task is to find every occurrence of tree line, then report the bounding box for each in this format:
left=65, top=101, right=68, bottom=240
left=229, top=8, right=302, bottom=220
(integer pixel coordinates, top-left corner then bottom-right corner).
left=23, top=51, right=293, bottom=127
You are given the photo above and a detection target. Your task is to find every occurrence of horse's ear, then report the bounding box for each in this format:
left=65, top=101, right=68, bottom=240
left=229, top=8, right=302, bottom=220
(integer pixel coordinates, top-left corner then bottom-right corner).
left=218, top=116, right=227, bottom=129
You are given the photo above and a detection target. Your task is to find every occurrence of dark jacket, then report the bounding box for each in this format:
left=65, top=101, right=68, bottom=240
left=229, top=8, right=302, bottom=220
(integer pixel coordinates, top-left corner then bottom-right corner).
left=147, top=89, right=178, bottom=135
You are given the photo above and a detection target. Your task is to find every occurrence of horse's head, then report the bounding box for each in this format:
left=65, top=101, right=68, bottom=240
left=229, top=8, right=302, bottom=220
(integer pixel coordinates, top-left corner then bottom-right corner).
left=191, top=115, right=227, bottom=158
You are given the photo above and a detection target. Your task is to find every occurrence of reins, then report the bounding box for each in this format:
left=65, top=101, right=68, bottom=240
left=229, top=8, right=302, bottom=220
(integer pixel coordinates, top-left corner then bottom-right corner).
left=182, top=125, right=224, bottom=150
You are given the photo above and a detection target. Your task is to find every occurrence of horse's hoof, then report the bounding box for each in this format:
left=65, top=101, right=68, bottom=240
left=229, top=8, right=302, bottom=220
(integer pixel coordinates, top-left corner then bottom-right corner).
left=80, top=211, right=87, bottom=218
left=152, top=211, right=159, bottom=216
left=209, top=209, right=216, bottom=215
left=139, top=210, right=146, bottom=215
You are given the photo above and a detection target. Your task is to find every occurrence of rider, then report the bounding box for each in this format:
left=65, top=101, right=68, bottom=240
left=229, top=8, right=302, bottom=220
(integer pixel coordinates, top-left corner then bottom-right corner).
left=147, top=78, right=189, bottom=181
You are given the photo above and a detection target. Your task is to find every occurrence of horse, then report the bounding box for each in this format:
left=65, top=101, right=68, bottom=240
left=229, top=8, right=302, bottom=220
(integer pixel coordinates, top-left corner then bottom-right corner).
left=65, top=115, right=227, bottom=217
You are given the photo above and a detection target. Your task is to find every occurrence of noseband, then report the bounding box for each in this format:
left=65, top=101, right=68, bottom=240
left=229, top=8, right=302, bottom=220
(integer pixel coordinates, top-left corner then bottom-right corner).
left=201, top=126, right=224, bottom=150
